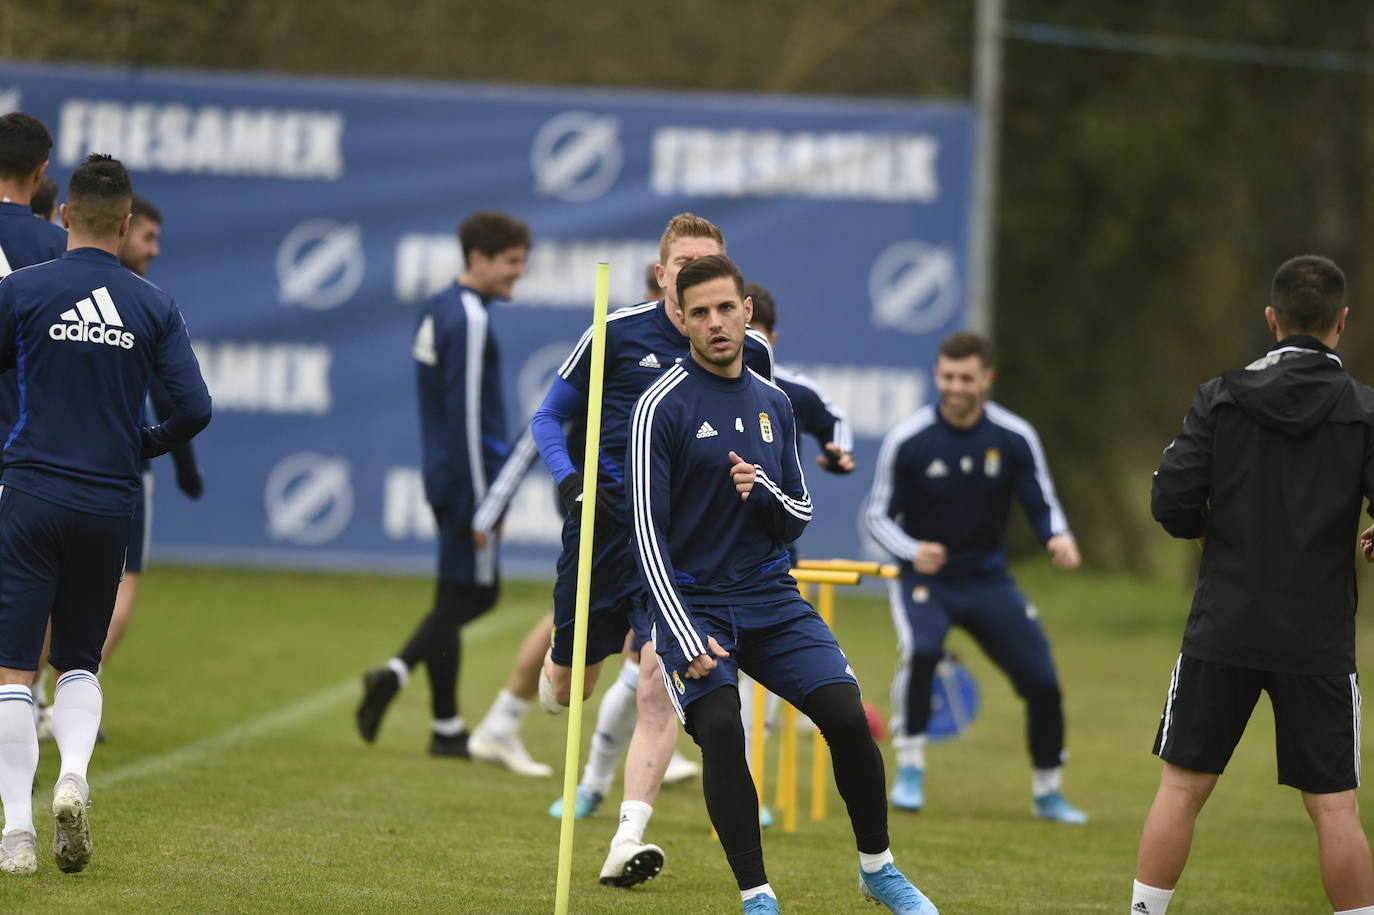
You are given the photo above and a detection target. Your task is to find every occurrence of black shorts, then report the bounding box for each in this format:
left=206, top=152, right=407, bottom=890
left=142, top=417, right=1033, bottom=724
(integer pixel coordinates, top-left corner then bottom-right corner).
left=0, top=486, right=128, bottom=672
left=1153, top=654, right=1361, bottom=794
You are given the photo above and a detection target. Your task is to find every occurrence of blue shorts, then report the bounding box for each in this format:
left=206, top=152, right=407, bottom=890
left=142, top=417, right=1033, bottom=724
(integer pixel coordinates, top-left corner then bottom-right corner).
left=0, top=486, right=128, bottom=672
left=652, top=596, right=857, bottom=723
left=549, top=513, right=644, bottom=667
left=887, top=569, right=1058, bottom=694
left=125, top=470, right=154, bottom=574
left=434, top=505, right=498, bottom=587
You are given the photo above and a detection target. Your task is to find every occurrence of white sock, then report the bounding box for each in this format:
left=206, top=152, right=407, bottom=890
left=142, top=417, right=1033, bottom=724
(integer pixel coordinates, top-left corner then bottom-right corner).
left=1033, top=766, right=1063, bottom=798
left=432, top=716, right=465, bottom=737
left=612, top=800, right=652, bottom=846
left=741, top=883, right=775, bottom=901
left=476, top=689, right=530, bottom=739
left=583, top=666, right=639, bottom=794
left=0, top=685, right=37, bottom=836
left=386, top=657, right=410, bottom=688
left=1131, top=879, right=1173, bottom=915
left=859, top=848, right=894, bottom=874
left=893, top=733, right=926, bottom=769
left=1335, top=907, right=1374, bottom=914
left=52, top=671, right=102, bottom=782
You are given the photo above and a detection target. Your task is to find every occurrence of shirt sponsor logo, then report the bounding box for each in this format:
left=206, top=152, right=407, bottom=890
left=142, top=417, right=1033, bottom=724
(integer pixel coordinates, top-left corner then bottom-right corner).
left=758, top=412, right=773, bottom=443
left=394, top=235, right=657, bottom=308
left=869, top=240, right=962, bottom=335
left=49, top=287, right=134, bottom=349
left=696, top=421, right=718, bottom=439
left=925, top=458, right=948, bottom=478
left=277, top=219, right=365, bottom=310
left=58, top=99, right=345, bottom=180
left=530, top=111, right=623, bottom=202
left=193, top=341, right=332, bottom=415
left=651, top=127, right=940, bottom=202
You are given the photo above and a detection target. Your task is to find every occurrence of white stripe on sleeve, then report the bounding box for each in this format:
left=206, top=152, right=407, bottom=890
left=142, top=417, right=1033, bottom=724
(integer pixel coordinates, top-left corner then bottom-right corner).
left=864, top=408, right=934, bottom=560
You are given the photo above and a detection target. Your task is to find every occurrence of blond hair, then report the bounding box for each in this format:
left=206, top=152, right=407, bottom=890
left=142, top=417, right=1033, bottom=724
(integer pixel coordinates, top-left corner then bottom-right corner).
left=658, top=212, right=725, bottom=265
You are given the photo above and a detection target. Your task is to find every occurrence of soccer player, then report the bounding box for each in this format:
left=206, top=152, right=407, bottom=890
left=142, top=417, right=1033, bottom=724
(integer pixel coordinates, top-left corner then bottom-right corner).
left=532, top=213, right=771, bottom=887
left=0, top=154, right=211, bottom=875
left=29, top=176, right=57, bottom=222
left=744, top=282, right=854, bottom=475
left=631, top=254, right=935, bottom=914
left=1131, top=256, right=1374, bottom=915
left=355, top=210, right=529, bottom=758
left=103, top=195, right=204, bottom=675
left=867, top=330, right=1086, bottom=823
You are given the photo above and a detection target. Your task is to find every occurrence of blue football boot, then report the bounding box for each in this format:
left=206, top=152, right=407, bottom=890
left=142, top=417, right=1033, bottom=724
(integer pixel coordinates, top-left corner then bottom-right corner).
left=547, top=785, right=604, bottom=819
left=860, top=863, right=938, bottom=914
left=742, top=893, right=780, bottom=914
left=1033, top=790, right=1088, bottom=824
left=889, top=766, right=924, bottom=811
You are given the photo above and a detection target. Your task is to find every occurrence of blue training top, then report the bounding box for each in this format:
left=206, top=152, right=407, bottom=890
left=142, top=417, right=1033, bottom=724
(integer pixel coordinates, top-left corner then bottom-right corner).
left=531, top=299, right=773, bottom=522
left=630, top=358, right=811, bottom=662
left=411, top=282, right=509, bottom=528
left=0, top=203, right=66, bottom=433
left=0, top=247, right=211, bottom=516
left=866, top=401, right=1070, bottom=579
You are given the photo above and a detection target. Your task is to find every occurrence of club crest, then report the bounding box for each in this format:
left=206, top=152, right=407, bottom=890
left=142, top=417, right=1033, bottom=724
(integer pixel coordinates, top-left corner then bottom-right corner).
left=758, top=412, right=773, bottom=443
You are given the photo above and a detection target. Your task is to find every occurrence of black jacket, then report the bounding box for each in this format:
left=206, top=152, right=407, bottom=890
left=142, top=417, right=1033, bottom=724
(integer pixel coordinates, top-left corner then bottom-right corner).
left=1152, top=335, right=1374, bottom=675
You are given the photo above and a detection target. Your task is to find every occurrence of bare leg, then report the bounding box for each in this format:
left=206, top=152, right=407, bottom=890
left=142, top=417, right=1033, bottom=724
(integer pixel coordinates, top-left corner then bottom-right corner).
left=506, top=612, right=553, bottom=701
left=1135, top=763, right=1218, bottom=889
left=543, top=651, right=603, bottom=706
left=1303, top=789, right=1374, bottom=911
left=101, top=572, right=140, bottom=666
left=621, top=641, right=676, bottom=809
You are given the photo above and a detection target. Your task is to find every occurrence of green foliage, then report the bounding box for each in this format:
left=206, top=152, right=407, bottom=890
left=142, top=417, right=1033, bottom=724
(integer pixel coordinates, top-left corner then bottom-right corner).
left=0, top=565, right=1363, bottom=911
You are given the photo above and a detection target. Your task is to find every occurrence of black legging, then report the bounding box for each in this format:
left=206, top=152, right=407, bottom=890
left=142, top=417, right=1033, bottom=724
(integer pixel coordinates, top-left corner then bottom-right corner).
left=685, top=681, right=890, bottom=891
left=397, top=581, right=497, bottom=720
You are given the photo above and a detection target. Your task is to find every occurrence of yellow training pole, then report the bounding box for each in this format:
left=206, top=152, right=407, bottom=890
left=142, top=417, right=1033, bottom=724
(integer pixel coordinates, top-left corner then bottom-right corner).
left=811, top=582, right=837, bottom=821
left=751, top=678, right=767, bottom=799
left=554, top=263, right=610, bottom=915
left=777, top=701, right=798, bottom=832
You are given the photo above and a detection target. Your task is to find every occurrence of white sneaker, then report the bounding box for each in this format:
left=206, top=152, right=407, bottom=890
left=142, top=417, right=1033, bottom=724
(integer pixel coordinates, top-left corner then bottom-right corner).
left=598, top=839, right=663, bottom=888
left=52, top=773, right=92, bottom=874
left=538, top=668, right=566, bottom=716
left=468, top=729, right=554, bottom=777
left=0, top=830, right=36, bottom=875
left=663, top=750, right=700, bottom=785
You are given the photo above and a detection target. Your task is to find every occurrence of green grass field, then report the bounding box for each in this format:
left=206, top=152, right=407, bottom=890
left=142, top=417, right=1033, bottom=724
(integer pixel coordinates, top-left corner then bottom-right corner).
left=0, top=559, right=1365, bottom=913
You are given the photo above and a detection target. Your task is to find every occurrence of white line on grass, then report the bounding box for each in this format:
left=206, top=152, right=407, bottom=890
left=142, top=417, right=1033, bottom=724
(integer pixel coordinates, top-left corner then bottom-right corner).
left=93, top=606, right=543, bottom=791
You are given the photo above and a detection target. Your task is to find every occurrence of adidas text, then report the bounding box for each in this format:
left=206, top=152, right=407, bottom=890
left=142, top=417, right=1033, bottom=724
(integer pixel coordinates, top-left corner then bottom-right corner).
left=48, top=322, right=134, bottom=349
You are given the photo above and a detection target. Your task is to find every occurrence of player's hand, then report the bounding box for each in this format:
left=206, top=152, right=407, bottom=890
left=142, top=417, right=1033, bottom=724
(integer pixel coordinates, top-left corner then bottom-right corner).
left=1047, top=533, right=1080, bottom=570
left=913, top=541, right=947, bottom=574
left=686, top=636, right=730, bottom=679
left=176, top=464, right=204, bottom=500
left=1361, top=525, right=1374, bottom=561
left=816, top=442, right=855, bottom=474
left=473, top=528, right=488, bottom=550
left=728, top=451, right=756, bottom=501
left=557, top=472, right=618, bottom=523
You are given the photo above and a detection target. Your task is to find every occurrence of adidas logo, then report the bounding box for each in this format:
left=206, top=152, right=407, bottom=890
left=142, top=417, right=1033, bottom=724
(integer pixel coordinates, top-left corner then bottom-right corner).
left=48, top=286, right=134, bottom=349
left=925, top=458, right=948, bottom=478
left=1133, top=903, right=1150, bottom=914
left=695, top=421, right=718, bottom=439
left=638, top=353, right=661, bottom=368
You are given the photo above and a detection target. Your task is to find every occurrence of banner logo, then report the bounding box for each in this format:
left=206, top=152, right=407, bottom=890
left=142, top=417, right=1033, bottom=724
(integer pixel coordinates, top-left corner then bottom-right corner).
left=277, top=219, right=365, bottom=310
left=265, top=452, right=354, bottom=546
left=869, top=240, right=961, bottom=335
left=531, top=111, right=622, bottom=202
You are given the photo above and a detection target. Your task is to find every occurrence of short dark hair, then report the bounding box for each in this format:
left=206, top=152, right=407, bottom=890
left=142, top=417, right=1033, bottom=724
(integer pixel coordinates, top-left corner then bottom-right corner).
left=676, top=253, right=744, bottom=307
left=30, top=175, right=57, bottom=218
left=66, top=153, right=133, bottom=236
left=1271, top=255, right=1346, bottom=334
left=938, top=330, right=994, bottom=366
left=458, top=210, right=530, bottom=260
left=0, top=113, right=52, bottom=179
left=130, top=193, right=161, bottom=226
left=743, top=282, right=775, bottom=334
left=644, top=262, right=659, bottom=298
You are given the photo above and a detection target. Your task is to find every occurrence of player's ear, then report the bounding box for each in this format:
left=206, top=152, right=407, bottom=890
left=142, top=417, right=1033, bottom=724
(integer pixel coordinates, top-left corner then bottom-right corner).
left=1264, top=306, right=1280, bottom=336
left=33, top=159, right=48, bottom=185
left=742, top=296, right=753, bottom=325
left=654, top=263, right=667, bottom=290
left=118, top=211, right=132, bottom=240
left=58, top=202, right=69, bottom=230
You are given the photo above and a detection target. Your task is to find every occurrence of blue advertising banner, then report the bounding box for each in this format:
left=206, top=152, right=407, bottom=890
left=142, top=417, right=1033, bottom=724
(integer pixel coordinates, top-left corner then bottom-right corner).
left=0, top=62, right=975, bottom=576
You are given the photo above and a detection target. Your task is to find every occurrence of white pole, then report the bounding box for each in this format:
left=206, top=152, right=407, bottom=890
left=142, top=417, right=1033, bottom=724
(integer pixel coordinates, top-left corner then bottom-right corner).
left=968, top=0, right=1005, bottom=337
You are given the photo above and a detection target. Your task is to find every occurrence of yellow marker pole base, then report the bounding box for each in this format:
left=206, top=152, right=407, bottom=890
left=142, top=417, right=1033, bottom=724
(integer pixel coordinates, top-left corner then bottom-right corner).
left=777, top=701, right=798, bottom=833
left=811, top=582, right=836, bottom=822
